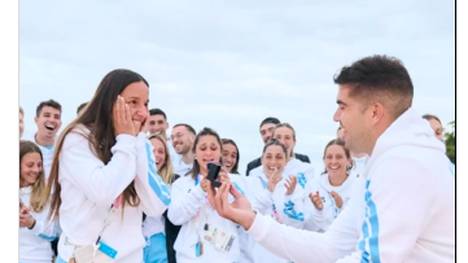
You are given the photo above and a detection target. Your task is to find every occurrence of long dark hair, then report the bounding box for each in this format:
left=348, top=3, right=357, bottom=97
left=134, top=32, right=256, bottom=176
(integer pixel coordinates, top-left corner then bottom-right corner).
left=190, top=127, right=222, bottom=179
left=46, top=69, right=149, bottom=219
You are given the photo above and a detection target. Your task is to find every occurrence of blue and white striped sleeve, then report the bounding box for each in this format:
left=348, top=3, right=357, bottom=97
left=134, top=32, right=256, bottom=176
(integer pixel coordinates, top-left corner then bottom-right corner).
left=134, top=134, right=170, bottom=217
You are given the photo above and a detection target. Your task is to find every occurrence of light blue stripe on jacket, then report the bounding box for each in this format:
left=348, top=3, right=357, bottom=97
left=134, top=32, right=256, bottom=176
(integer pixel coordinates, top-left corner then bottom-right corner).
left=358, top=179, right=381, bottom=263
left=145, top=141, right=171, bottom=206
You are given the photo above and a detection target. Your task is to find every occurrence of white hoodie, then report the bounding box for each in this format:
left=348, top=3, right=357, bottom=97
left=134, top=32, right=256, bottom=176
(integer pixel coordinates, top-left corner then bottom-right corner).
left=350, top=155, right=368, bottom=179
left=246, top=108, right=454, bottom=262
left=246, top=160, right=315, bottom=263
left=19, top=187, right=60, bottom=263
left=304, top=172, right=361, bottom=232
left=56, top=125, right=170, bottom=262
left=248, top=166, right=314, bottom=229
left=168, top=172, right=251, bottom=263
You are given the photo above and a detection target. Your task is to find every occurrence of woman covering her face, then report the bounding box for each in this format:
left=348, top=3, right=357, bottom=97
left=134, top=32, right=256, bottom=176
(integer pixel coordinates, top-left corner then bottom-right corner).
left=19, top=140, right=59, bottom=263
left=43, top=69, right=170, bottom=262
left=167, top=127, right=251, bottom=263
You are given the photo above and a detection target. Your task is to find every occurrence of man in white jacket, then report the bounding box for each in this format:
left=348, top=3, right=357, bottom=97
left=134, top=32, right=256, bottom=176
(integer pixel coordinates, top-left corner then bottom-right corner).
left=209, top=55, right=454, bottom=262
left=27, top=99, right=62, bottom=179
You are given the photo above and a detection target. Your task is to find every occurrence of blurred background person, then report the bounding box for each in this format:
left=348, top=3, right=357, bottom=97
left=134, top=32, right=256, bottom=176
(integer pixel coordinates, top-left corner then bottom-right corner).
left=168, top=128, right=250, bottom=262
left=143, top=133, right=181, bottom=263
left=306, top=139, right=361, bottom=232
left=422, top=113, right=444, bottom=141
left=27, top=99, right=62, bottom=179
left=221, top=138, right=240, bottom=175
left=246, top=117, right=311, bottom=176
left=19, top=140, right=59, bottom=263
left=20, top=107, right=25, bottom=139
left=144, top=108, right=180, bottom=167
left=171, top=123, right=196, bottom=176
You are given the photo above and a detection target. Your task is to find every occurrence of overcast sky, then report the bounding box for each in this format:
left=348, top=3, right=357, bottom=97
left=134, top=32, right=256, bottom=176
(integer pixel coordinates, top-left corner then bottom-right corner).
left=19, top=0, right=454, bottom=172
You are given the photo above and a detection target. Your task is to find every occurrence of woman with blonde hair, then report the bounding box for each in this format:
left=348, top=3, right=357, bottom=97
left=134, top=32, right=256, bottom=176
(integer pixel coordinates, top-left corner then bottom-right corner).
left=143, top=133, right=180, bottom=263
left=19, top=140, right=59, bottom=263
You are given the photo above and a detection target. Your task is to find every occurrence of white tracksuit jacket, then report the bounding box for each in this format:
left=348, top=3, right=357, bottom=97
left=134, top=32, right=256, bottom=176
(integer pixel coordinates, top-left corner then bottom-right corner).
left=246, top=108, right=454, bottom=262
left=168, top=173, right=251, bottom=263
left=56, top=125, right=170, bottom=262
left=142, top=215, right=165, bottom=241
left=19, top=187, right=60, bottom=263
left=248, top=167, right=314, bottom=229
left=350, top=156, right=368, bottom=179
left=304, top=172, right=362, bottom=232
left=248, top=158, right=315, bottom=228
left=246, top=160, right=315, bottom=263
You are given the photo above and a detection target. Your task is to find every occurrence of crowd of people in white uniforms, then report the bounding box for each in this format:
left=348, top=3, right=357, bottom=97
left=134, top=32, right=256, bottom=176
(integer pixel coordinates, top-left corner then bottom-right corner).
left=18, top=55, right=454, bottom=262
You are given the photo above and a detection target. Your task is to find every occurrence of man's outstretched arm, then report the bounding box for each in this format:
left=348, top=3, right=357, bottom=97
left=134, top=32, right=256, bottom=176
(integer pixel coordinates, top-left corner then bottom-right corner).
left=209, top=182, right=361, bottom=263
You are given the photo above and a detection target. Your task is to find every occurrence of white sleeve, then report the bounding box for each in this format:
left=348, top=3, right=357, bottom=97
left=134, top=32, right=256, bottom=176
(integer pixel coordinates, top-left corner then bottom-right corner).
left=247, top=213, right=337, bottom=263
left=167, top=177, right=207, bottom=225
left=30, top=203, right=60, bottom=241
left=272, top=178, right=307, bottom=229
left=60, top=131, right=137, bottom=207
left=229, top=174, right=248, bottom=198
left=134, top=134, right=170, bottom=217
left=335, top=252, right=361, bottom=263
left=301, top=176, right=335, bottom=231
left=229, top=175, right=255, bottom=262
left=230, top=175, right=256, bottom=208
left=238, top=227, right=256, bottom=263
left=31, top=217, right=60, bottom=242
left=247, top=181, right=363, bottom=263
left=248, top=176, right=273, bottom=213
left=304, top=202, right=335, bottom=232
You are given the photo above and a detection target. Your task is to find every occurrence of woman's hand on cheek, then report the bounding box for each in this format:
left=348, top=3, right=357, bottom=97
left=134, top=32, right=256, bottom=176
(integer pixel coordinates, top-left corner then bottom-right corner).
left=113, top=96, right=138, bottom=136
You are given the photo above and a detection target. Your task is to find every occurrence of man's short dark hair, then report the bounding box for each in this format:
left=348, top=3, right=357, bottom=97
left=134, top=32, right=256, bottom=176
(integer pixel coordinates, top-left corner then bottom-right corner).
left=149, top=108, right=167, bottom=119
left=36, top=99, right=62, bottom=117
left=260, top=117, right=281, bottom=128
left=334, top=55, right=413, bottom=118
left=173, top=123, right=196, bottom=135
left=422, top=114, right=442, bottom=124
